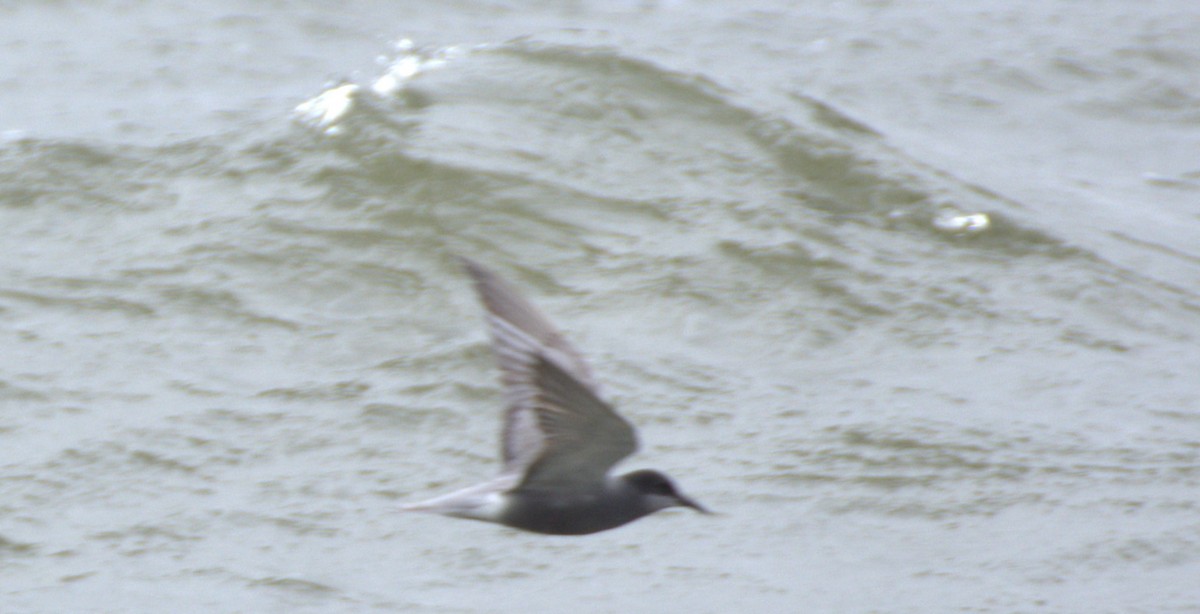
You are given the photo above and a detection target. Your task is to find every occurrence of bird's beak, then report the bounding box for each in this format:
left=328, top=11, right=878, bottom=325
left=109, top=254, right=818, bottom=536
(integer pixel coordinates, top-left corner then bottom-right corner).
left=677, top=494, right=712, bottom=515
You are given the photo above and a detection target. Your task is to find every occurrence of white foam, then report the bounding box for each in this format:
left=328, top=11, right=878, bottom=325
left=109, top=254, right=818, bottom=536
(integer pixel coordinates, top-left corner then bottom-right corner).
left=933, top=211, right=990, bottom=234
left=292, top=83, right=360, bottom=134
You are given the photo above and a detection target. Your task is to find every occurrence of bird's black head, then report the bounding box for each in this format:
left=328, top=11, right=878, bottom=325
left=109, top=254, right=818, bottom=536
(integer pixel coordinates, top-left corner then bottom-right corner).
left=621, top=469, right=710, bottom=514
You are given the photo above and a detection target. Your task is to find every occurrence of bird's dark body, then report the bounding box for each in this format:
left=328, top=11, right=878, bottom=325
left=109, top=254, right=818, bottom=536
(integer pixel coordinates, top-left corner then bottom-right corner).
left=500, top=487, right=649, bottom=535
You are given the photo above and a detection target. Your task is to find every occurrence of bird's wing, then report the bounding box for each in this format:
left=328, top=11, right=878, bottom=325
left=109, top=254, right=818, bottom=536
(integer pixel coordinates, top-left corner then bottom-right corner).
left=460, top=257, right=597, bottom=387
left=459, top=257, right=634, bottom=478
left=514, top=355, right=638, bottom=494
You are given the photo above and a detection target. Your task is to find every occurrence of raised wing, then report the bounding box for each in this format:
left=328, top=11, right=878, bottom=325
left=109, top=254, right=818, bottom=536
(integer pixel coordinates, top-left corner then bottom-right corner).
left=459, top=257, right=634, bottom=478
left=514, top=355, right=638, bottom=493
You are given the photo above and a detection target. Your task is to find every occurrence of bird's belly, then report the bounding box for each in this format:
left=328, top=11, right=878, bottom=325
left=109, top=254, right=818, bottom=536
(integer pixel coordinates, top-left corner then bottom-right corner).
left=501, top=494, right=641, bottom=536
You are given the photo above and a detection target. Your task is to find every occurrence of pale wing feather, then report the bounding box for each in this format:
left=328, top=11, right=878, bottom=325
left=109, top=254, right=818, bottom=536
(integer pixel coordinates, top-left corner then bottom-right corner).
left=461, top=257, right=597, bottom=387
left=459, top=257, right=634, bottom=478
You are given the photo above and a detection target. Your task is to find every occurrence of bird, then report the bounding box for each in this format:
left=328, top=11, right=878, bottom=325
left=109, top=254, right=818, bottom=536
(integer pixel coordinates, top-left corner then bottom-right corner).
left=401, top=257, right=708, bottom=535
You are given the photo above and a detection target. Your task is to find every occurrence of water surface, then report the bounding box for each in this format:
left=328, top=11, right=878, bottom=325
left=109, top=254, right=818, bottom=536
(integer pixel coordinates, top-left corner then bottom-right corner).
left=2, top=1, right=1199, bottom=612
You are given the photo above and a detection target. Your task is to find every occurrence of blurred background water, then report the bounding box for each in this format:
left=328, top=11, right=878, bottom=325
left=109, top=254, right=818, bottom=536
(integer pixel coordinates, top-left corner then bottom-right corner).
left=2, top=1, right=1199, bottom=612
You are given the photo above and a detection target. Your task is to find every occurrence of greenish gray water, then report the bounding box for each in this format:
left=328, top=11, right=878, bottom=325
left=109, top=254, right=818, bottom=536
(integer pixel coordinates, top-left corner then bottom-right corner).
left=2, top=2, right=1199, bottom=612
